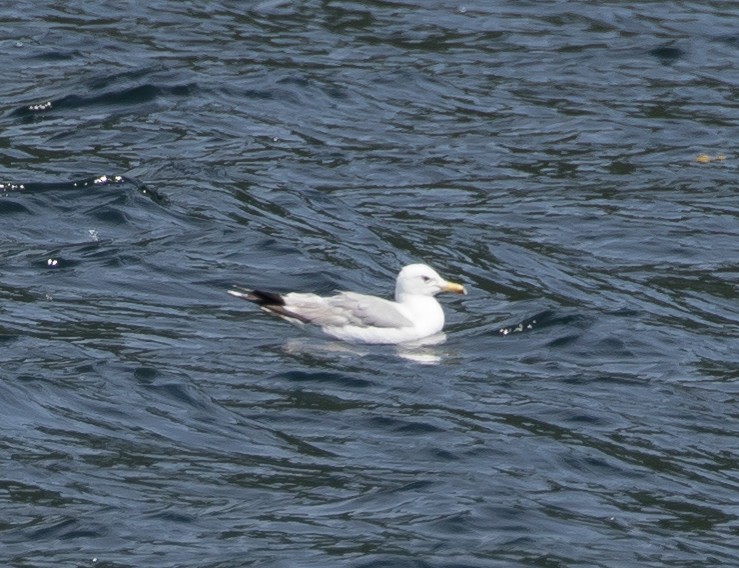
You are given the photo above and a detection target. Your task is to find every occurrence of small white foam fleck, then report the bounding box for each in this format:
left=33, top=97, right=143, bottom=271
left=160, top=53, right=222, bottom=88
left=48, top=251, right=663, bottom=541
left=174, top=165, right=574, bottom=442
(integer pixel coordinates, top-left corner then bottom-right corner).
left=29, top=101, right=52, bottom=111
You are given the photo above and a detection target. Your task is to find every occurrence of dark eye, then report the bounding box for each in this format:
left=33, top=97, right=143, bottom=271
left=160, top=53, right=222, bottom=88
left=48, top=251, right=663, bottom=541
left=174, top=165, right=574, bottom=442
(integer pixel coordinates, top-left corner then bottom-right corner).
left=421, top=275, right=431, bottom=282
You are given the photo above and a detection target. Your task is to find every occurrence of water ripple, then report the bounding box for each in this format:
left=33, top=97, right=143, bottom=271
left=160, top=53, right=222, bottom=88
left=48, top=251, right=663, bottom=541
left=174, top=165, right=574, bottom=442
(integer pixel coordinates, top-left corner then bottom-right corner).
left=1, top=1, right=738, bottom=567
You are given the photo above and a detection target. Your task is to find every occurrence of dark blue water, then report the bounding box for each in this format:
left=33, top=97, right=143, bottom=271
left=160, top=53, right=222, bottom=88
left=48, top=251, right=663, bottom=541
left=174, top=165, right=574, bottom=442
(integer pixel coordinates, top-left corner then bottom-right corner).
left=2, top=2, right=738, bottom=567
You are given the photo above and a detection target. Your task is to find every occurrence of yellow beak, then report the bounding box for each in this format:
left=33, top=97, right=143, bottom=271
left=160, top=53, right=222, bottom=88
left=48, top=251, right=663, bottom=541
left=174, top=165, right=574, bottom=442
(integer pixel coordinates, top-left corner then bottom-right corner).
left=442, top=281, right=467, bottom=295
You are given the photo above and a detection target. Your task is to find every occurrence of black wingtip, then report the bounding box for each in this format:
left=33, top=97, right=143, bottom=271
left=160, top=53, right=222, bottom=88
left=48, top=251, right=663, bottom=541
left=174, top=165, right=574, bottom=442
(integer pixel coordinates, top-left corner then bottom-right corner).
left=228, top=288, right=285, bottom=306
left=247, top=289, right=285, bottom=306
left=228, top=287, right=312, bottom=324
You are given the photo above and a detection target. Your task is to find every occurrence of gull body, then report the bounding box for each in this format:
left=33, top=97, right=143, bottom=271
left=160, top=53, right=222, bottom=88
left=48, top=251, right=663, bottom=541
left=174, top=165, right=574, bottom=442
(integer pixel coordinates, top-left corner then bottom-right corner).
left=228, top=263, right=466, bottom=344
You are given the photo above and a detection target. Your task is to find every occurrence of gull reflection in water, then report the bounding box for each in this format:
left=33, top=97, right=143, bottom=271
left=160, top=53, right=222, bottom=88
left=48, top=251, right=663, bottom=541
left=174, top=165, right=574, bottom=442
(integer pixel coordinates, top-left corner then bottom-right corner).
left=282, top=332, right=448, bottom=365
left=395, top=332, right=446, bottom=364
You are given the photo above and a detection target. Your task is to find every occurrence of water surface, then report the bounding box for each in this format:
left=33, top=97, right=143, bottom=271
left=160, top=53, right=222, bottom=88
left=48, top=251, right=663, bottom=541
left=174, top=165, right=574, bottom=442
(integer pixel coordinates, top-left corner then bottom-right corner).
left=1, top=1, right=738, bottom=567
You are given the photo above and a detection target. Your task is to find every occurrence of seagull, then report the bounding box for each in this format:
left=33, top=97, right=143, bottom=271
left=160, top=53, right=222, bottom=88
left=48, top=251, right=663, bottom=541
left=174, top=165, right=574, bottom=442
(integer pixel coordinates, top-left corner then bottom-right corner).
left=228, top=263, right=466, bottom=344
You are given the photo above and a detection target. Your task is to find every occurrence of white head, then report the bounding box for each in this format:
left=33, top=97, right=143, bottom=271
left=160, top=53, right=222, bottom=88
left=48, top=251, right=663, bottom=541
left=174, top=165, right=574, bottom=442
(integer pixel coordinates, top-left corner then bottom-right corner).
left=395, top=263, right=466, bottom=301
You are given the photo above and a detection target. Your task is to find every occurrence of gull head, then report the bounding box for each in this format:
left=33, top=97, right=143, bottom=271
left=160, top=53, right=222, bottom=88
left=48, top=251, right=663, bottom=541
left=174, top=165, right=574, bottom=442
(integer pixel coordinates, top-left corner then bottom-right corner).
left=395, top=263, right=467, bottom=300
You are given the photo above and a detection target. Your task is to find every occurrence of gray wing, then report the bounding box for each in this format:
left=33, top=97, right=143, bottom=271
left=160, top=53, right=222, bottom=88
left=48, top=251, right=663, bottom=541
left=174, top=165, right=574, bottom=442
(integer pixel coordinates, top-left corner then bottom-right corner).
left=284, top=291, right=413, bottom=329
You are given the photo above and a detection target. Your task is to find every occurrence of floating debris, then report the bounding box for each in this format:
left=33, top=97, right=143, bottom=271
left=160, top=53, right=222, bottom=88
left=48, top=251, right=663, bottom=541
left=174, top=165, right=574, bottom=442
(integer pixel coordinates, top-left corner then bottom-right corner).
left=695, top=153, right=726, bottom=164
